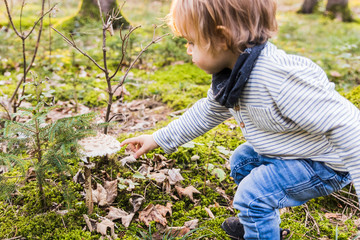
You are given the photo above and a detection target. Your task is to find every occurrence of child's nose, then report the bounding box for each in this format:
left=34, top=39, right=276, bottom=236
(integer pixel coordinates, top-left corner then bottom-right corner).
left=186, top=45, right=193, bottom=56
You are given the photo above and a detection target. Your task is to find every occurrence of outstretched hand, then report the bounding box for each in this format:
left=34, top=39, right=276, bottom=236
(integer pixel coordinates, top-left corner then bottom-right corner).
left=120, top=134, right=159, bottom=159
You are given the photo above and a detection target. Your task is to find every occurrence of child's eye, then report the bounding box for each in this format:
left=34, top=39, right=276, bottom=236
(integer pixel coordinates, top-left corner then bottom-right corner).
left=186, top=41, right=194, bottom=48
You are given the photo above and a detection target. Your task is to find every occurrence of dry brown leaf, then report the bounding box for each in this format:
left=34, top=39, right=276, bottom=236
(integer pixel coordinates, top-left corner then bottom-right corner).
left=122, top=213, right=135, bottom=228
left=165, top=227, right=191, bottom=237
left=106, top=206, right=135, bottom=228
left=73, top=169, right=85, bottom=184
left=104, top=180, right=118, bottom=205
left=156, top=202, right=173, bottom=217
left=138, top=203, right=172, bottom=227
left=216, top=187, right=232, bottom=202
left=330, top=71, right=341, bottom=78
left=92, top=183, right=107, bottom=206
left=167, top=168, right=184, bottom=185
left=204, top=207, right=215, bottom=219
left=92, top=180, right=118, bottom=206
left=149, top=172, right=167, bottom=184
left=324, top=212, right=348, bottom=222
left=138, top=164, right=153, bottom=176
left=130, top=195, right=145, bottom=212
left=96, top=219, right=117, bottom=238
left=119, top=155, right=137, bottom=166
left=184, top=219, right=199, bottom=229
left=106, top=206, right=129, bottom=221
left=175, top=185, right=201, bottom=202
left=83, top=214, right=97, bottom=232
left=113, top=85, right=130, bottom=98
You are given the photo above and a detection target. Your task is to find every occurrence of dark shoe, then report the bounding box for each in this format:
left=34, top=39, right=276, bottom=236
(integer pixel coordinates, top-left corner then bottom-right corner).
left=221, top=217, right=290, bottom=240
left=221, top=217, right=245, bottom=240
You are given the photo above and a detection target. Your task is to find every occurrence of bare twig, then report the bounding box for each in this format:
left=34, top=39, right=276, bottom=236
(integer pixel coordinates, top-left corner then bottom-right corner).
left=331, top=192, right=360, bottom=212
left=6, top=0, right=57, bottom=112
left=203, top=132, right=218, bottom=194
left=113, top=30, right=169, bottom=94
left=303, top=204, right=320, bottom=235
left=51, top=27, right=106, bottom=72
left=0, top=101, right=11, bottom=120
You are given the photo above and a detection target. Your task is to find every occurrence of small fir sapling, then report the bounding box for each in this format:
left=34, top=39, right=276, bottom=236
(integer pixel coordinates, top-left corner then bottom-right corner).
left=52, top=0, right=168, bottom=134
left=0, top=79, right=98, bottom=210
left=77, top=132, right=121, bottom=214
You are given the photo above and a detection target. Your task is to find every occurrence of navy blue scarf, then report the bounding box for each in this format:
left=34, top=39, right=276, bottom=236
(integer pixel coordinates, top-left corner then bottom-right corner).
left=212, top=42, right=267, bottom=108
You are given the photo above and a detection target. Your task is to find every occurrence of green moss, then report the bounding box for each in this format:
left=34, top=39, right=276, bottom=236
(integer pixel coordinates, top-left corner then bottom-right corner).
left=345, top=85, right=360, bottom=108
left=128, top=63, right=211, bottom=110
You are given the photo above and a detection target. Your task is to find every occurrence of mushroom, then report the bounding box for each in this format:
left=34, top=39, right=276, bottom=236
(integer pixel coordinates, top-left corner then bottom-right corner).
left=78, top=132, right=121, bottom=214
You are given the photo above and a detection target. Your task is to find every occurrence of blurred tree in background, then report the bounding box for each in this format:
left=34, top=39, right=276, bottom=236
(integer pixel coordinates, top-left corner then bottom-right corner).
left=300, top=0, right=353, bottom=21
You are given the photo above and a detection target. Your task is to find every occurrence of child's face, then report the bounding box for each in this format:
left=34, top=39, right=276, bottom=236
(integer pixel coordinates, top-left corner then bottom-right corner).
left=186, top=38, right=238, bottom=74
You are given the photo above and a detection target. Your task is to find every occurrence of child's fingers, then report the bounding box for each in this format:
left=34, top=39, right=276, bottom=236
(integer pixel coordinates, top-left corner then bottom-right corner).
left=133, top=146, right=147, bottom=159
left=120, top=137, right=142, bottom=147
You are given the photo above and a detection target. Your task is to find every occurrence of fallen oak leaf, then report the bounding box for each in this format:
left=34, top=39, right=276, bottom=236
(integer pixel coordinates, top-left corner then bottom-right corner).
left=92, top=180, right=118, bottom=206
left=96, top=218, right=117, bottom=239
left=175, top=185, right=201, bottom=202
left=138, top=203, right=172, bottom=227
left=167, top=168, right=184, bottom=185
left=106, top=206, right=129, bottom=221
left=92, top=183, right=107, bottom=206
left=156, top=202, right=172, bottom=217
left=83, top=214, right=97, bottom=232
left=104, top=180, right=118, bottom=205
left=130, top=194, right=145, bottom=212
left=184, top=219, right=199, bottom=229
left=119, top=155, right=137, bottom=166
left=149, top=172, right=167, bottom=184
left=106, top=206, right=135, bottom=228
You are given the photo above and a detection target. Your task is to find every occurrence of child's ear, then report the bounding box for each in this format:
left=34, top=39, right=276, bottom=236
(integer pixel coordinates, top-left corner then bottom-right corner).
left=216, top=25, right=231, bottom=50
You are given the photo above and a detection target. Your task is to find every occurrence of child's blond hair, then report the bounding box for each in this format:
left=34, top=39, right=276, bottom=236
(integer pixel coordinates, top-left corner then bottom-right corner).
left=167, top=0, right=278, bottom=54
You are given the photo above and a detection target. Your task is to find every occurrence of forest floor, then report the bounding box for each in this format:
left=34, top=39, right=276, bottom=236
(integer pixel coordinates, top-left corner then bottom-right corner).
left=1, top=0, right=360, bottom=239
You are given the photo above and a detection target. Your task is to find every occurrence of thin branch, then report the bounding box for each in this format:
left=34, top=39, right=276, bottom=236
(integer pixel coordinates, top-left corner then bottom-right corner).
left=51, top=27, right=106, bottom=72
left=3, top=0, right=22, bottom=38
left=113, top=30, right=169, bottom=94
left=0, top=101, right=11, bottom=120
left=23, top=4, right=57, bottom=39
left=97, top=0, right=105, bottom=25
left=19, top=0, right=25, bottom=34
left=109, top=25, right=140, bottom=80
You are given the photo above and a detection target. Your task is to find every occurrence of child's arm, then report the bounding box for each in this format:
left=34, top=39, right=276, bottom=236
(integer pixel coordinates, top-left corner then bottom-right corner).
left=120, top=135, right=159, bottom=159
left=277, top=67, right=360, bottom=201
left=121, top=88, right=232, bottom=157
left=152, top=88, right=233, bottom=153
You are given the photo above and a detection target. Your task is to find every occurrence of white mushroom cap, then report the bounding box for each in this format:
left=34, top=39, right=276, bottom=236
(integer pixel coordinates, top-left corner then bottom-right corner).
left=78, top=132, right=121, bottom=161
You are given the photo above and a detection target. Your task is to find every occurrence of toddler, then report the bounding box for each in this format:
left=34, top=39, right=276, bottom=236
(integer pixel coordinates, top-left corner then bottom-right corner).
left=121, top=0, right=360, bottom=239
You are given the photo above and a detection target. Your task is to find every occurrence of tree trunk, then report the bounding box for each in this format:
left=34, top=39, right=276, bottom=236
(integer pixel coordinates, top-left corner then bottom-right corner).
left=78, top=0, right=129, bottom=27
left=300, top=0, right=319, bottom=13
left=60, top=0, right=129, bottom=32
left=326, top=0, right=353, bottom=21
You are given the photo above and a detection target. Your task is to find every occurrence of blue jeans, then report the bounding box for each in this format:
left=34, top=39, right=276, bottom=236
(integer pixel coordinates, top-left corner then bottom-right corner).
left=230, top=142, right=351, bottom=239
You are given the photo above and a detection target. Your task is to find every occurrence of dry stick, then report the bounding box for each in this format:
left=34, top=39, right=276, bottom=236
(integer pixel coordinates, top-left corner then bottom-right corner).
left=303, top=204, right=320, bottom=235
left=203, top=132, right=218, bottom=195
left=331, top=192, right=360, bottom=212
